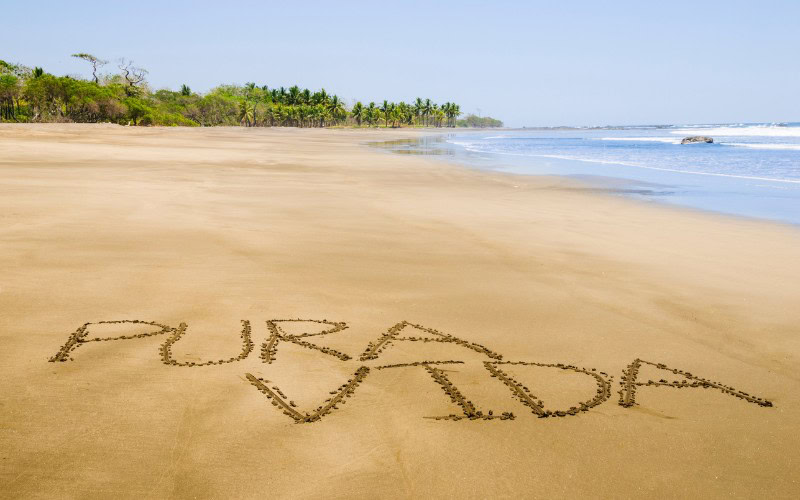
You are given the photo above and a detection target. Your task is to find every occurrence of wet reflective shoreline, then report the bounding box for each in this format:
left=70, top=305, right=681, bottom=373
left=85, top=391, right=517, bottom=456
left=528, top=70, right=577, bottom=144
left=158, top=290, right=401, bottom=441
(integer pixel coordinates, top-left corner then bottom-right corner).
left=370, top=133, right=800, bottom=226
left=368, top=136, right=455, bottom=156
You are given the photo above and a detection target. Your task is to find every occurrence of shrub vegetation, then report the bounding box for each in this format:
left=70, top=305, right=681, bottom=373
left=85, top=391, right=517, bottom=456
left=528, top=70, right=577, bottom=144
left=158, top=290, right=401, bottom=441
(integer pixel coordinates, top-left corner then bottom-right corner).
left=1, top=55, right=502, bottom=128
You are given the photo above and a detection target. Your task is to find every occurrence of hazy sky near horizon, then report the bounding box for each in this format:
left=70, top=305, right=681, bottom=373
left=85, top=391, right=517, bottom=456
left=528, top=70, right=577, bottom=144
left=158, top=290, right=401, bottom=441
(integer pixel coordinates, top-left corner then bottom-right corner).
left=3, top=0, right=799, bottom=127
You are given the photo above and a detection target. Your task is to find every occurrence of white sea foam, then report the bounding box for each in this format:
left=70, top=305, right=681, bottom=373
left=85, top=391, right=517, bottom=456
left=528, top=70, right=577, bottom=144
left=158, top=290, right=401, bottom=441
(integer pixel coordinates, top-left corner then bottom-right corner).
left=596, top=137, right=682, bottom=144
left=528, top=154, right=800, bottom=184
left=445, top=139, right=800, bottom=184
left=723, top=142, right=800, bottom=151
left=670, top=126, right=800, bottom=137
left=447, top=140, right=480, bottom=149
left=597, top=137, right=800, bottom=149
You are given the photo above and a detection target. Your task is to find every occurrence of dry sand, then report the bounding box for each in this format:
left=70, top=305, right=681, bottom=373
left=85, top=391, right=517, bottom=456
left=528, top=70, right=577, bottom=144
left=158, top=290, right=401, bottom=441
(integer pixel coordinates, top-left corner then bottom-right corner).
left=1, top=124, right=799, bottom=498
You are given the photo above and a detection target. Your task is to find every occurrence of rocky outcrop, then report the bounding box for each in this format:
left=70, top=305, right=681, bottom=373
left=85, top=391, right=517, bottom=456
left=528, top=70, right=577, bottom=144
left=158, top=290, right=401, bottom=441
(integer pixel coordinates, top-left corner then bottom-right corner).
left=681, top=136, right=713, bottom=144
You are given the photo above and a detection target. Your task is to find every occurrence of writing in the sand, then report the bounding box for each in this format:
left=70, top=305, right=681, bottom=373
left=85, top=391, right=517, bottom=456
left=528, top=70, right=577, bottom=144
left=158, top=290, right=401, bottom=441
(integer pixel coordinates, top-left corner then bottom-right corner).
left=49, top=319, right=774, bottom=423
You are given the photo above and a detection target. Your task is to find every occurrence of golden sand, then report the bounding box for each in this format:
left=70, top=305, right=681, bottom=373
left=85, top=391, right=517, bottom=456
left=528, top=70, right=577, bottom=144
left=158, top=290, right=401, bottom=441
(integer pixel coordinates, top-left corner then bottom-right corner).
left=1, top=124, right=799, bottom=498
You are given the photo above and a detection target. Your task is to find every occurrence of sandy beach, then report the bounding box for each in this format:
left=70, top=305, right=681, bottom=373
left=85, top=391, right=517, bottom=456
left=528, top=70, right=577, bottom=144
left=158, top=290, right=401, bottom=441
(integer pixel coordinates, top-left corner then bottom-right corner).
left=1, top=124, right=799, bottom=498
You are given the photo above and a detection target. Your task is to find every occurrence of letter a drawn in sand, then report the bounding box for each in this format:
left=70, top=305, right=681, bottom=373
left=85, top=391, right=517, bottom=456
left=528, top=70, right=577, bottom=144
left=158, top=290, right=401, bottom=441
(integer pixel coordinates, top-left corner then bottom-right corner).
left=618, top=358, right=773, bottom=408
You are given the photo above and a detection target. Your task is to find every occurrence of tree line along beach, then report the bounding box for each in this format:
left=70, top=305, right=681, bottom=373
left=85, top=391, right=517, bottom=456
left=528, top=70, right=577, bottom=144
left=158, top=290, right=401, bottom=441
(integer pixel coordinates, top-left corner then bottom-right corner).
left=0, top=55, right=502, bottom=128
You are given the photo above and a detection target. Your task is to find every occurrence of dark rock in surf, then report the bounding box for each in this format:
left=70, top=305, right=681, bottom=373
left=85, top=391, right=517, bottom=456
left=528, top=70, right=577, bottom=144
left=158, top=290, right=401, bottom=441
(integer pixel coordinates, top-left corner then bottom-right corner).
left=681, top=136, right=714, bottom=144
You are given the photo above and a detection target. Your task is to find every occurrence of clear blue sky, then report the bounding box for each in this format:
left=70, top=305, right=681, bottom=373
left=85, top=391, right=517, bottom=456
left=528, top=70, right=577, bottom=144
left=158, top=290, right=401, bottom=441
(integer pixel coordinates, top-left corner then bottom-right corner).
left=3, top=0, right=799, bottom=127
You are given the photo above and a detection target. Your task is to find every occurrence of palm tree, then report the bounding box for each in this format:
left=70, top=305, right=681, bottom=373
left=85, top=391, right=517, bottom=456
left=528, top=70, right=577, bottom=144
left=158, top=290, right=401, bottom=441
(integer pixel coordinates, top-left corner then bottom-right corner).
left=351, top=101, right=364, bottom=126
left=434, top=108, right=445, bottom=127
left=388, top=102, right=398, bottom=127
left=365, top=102, right=377, bottom=127
left=414, top=97, right=423, bottom=126
left=422, top=98, right=433, bottom=127
left=288, top=85, right=300, bottom=106
left=295, top=105, right=306, bottom=127
left=309, top=105, right=322, bottom=127
left=448, top=103, right=461, bottom=127
left=327, top=95, right=346, bottom=125
left=322, top=107, right=333, bottom=127
left=238, top=100, right=254, bottom=127
left=272, top=103, right=287, bottom=125
left=396, top=102, right=410, bottom=127
left=380, top=100, right=391, bottom=127
left=314, top=88, right=330, bottom=108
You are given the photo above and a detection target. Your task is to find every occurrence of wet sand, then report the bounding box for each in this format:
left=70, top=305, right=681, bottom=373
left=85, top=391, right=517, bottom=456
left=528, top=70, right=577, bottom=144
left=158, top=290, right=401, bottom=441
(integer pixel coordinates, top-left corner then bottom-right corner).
left=1, top=124, right=799, bottom=498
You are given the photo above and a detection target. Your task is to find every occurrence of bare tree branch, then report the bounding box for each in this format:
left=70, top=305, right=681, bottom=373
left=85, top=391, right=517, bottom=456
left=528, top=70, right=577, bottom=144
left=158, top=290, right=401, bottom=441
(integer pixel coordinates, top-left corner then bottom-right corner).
left=117, top=58, right=148, bottom=95
left=71, top=53, right=107, bottom=83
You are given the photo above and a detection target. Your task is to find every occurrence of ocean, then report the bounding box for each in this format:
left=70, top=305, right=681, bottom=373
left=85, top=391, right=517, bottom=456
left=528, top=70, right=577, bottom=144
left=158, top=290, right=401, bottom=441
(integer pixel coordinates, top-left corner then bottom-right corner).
left=390, top=123, right=800, bottom=225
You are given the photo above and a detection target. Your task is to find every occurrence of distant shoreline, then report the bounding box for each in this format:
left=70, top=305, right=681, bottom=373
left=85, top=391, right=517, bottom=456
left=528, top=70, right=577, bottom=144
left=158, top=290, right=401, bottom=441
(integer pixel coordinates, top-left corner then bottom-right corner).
left=375, top=125, right=800, bottom=226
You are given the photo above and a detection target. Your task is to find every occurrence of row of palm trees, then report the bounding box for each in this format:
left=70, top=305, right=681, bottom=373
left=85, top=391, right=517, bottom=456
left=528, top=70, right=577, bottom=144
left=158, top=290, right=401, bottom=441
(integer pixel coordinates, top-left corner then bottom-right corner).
left=2, top=54, right=468, bottom=127
left=235, top=84, right=460, bottom=128
left=348, top=99, right=460, bottom=128
left=239, top=101, right=348, bottom=128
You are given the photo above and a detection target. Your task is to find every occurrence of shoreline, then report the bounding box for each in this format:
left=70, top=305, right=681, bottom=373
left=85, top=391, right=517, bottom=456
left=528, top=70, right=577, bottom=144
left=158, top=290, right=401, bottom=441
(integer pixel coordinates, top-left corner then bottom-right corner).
left=1, top=124, right=799, bottom=497
left=387, top=129, right=800, bottom=227
left=368, top=130, right=800, bottom=230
